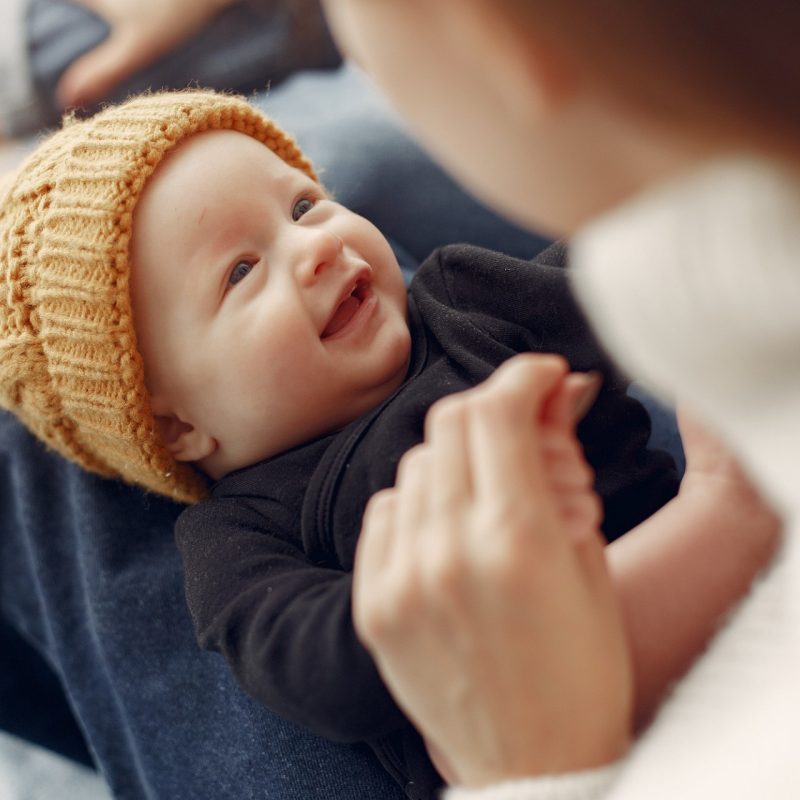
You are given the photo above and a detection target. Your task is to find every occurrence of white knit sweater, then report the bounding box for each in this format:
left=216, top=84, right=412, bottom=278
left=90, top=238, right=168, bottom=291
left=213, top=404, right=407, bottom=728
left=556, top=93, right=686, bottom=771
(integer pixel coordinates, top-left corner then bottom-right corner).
left=446, top=158, right=800, bottom=800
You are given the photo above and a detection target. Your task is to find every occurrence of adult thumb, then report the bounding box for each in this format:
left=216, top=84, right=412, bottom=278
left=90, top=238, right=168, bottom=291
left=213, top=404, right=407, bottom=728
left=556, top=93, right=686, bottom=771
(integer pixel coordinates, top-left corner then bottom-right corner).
left=56, top=33, right=144, bottom=109
left=549, top=371, right=602, bottom=429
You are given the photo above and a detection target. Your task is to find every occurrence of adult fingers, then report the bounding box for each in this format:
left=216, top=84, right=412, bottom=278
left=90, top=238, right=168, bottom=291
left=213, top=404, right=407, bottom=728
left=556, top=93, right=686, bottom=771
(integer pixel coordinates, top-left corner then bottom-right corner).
left=565, top=371, right=603, bottom=424
left=56, top=31, right=146, bottom=107
left=541, top=428, right=595, bottom=490
left=55, top=0, right=228, bottom=108
left=394, top=444, right=434, bottom=538
left=425, top=394, right=474, bottom=517
left=467, top=354, right=568, bottom=502
left=352, top=488, right=398, bottom=644
left=355, top=444, right=439, bottom=648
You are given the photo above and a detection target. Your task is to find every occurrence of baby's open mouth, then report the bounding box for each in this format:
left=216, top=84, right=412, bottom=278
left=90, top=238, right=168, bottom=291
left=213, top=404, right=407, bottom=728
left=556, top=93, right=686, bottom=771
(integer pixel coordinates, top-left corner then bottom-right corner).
left=321, top=280, right=370, bottom=338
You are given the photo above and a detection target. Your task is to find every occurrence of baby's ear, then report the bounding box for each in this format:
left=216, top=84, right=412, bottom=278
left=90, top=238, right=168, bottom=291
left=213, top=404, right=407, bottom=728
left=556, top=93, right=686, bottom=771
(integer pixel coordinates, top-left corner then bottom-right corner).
left=149, top=397, right=217, bottom=463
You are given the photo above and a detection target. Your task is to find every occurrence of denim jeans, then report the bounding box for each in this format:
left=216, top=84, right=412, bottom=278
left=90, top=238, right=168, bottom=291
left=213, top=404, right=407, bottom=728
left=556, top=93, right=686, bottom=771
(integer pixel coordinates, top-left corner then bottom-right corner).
left=0, top=415, right=409, bottom=800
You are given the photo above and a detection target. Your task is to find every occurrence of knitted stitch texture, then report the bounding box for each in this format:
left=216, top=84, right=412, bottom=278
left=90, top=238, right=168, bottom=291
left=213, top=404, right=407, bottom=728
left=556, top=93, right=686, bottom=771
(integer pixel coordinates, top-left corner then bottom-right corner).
left=0, top=90, right=317, bottom=504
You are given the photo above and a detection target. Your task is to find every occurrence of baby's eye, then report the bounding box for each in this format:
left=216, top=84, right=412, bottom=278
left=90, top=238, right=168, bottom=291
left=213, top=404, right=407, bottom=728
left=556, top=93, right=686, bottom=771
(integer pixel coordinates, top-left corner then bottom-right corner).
left=292, top=196, right=316, bottom=221
left=228, top=259, right=256, bottom=288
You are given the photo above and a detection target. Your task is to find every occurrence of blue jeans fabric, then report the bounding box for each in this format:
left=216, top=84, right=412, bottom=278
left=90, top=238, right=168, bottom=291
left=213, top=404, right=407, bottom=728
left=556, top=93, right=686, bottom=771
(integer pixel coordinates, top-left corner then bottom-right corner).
left=0, top=45, right=555, bottom=800
left=0, top=418, right=405, bottom=800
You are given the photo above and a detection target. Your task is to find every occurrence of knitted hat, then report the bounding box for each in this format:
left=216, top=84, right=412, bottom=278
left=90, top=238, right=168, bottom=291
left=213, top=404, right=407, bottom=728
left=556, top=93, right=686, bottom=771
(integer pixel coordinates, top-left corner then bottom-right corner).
left=0, top=90, right=318, bottom=504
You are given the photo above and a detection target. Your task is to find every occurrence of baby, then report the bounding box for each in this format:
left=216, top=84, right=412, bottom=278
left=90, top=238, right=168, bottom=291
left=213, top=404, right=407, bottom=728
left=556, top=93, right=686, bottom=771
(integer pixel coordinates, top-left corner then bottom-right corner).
left=0, top=91, right=678, bottom=798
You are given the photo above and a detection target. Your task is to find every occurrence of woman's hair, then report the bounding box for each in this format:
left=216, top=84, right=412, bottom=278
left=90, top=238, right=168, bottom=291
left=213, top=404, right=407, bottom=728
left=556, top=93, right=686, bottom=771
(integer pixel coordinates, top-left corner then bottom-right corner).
left=496, top=0, right=800, bottom=161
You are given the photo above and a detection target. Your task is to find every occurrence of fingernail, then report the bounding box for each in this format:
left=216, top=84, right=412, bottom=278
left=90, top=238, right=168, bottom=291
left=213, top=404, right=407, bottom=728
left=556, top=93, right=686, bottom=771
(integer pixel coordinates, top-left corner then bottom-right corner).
left=568, top=371, right=603, bottom=421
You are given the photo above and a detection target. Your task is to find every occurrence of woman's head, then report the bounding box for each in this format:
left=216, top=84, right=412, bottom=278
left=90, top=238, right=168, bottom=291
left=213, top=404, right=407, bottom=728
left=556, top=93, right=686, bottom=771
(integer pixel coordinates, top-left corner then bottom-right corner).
left=494, top=1, right=800, bottom=152
left=322, top=0, right=800, bottom=233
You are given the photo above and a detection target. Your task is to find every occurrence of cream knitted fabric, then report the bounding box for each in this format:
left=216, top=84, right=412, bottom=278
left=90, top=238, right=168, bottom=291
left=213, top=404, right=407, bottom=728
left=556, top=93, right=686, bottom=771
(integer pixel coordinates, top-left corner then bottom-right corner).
left=446, top=765, right=621, bottom=800
left=0, top=90, right=317, bottom=504
left=444, top=157, right=800, bottom=800
left=572, top=157, right=800, bottom=517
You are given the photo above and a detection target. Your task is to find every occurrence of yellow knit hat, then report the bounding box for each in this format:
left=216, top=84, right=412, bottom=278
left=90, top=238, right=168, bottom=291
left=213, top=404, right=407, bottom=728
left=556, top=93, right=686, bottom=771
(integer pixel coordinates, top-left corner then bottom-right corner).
left=0, top=90, right=318, bottom=504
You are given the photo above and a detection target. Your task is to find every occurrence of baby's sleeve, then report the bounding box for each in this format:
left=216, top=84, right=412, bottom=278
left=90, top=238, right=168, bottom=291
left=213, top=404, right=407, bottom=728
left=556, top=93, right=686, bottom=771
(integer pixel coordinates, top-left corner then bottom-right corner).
left=174, top=496, right=408, bottom=743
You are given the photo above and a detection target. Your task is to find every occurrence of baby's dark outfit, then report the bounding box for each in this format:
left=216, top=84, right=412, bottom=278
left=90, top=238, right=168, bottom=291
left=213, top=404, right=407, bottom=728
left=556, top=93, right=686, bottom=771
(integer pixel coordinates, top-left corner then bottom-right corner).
left=176, top=243, right=679, bottom=800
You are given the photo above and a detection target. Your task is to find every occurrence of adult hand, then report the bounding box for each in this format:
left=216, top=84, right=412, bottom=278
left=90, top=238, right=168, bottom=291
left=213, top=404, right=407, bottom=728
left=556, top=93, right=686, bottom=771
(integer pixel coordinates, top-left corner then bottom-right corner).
left=55, top=0, right=235, bottom=108
left=353, top=354, right=633, bottom=788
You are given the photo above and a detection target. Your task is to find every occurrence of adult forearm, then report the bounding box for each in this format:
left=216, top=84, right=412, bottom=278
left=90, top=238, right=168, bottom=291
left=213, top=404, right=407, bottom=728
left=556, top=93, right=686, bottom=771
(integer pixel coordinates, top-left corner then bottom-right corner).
left=607, top=483, right=781, bottom=728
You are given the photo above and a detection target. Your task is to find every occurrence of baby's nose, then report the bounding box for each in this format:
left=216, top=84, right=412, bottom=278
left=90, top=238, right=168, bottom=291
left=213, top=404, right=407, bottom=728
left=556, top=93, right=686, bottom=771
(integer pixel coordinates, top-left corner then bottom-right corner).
left=297, top=229, right=344, bottom=283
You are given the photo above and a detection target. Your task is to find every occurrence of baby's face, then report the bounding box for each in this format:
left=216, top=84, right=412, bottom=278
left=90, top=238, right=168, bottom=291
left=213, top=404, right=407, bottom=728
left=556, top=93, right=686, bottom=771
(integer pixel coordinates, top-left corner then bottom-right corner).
left=131, top=130, right=411, bottom=478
